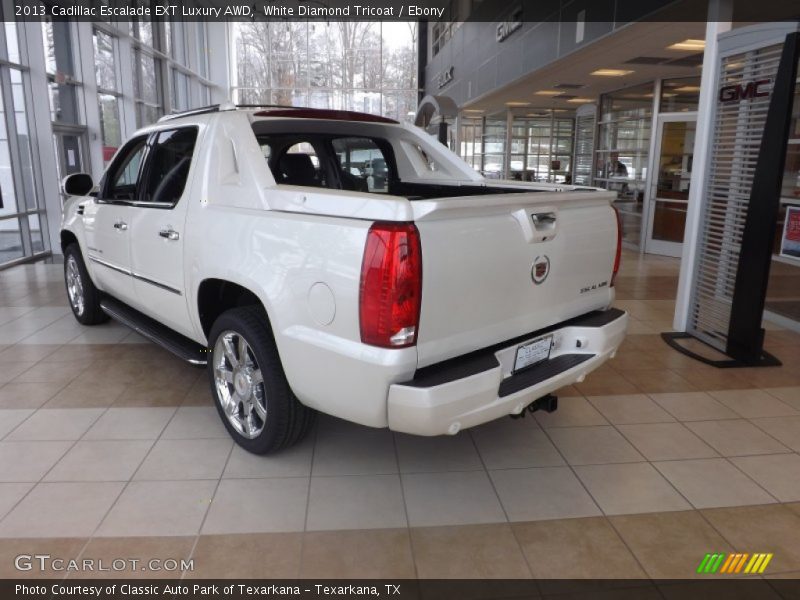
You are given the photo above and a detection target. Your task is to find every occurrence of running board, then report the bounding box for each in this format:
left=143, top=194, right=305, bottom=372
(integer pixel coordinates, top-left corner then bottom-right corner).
left=100, top=297, right=208, bottom=365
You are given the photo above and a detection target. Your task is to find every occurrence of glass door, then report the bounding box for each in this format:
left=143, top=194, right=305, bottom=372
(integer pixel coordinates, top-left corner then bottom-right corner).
left=645, top=114, right=697, bottom=257
left=52, top=126, right=89, bottom=205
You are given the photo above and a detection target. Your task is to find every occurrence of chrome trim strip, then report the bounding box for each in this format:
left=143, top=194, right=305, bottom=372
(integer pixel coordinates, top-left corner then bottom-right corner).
left=89, top=256, right=130, bottom=276
left=131, top=272, right=183, bottom=296
left=89, top=256, right=183, bottom=296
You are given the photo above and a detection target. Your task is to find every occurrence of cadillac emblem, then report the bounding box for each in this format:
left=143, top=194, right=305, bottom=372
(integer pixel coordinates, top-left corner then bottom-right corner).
left=531, top=256, right=550, bottom=284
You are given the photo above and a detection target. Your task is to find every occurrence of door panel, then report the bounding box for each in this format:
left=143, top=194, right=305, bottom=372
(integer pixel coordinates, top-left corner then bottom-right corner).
left=129, top=205, right=192, bottom=337
left=83, top=135, right=150, bottom=303
left=83, top=201, right=135, bottom=303
left=129, top=127, right=198, bottom=339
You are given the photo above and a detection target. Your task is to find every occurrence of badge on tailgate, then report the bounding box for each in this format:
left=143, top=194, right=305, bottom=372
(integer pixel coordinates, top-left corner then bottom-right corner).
left=513, top=335, right=553, bottom=373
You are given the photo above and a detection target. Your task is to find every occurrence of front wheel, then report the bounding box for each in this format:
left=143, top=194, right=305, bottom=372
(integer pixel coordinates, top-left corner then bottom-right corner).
left=207, top=306, right=315, bottom=454
left=63, top=243, right=108, bottom=325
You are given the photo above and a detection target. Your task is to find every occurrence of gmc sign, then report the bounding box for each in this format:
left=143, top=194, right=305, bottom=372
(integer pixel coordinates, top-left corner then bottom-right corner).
left=719, top=79, right=771, bottom=103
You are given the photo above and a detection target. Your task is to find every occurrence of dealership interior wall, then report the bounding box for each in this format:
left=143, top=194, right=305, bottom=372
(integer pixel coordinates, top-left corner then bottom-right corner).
left=420, top=12, right=800, bottom=336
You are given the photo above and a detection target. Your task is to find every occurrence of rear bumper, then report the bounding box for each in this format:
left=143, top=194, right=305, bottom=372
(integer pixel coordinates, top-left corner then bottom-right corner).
left=387, top=308, right=628, bottom=435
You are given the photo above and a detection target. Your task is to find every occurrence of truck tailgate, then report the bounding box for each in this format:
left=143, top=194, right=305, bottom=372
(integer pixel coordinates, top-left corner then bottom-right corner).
left=411, top=191, right=618, bottom=368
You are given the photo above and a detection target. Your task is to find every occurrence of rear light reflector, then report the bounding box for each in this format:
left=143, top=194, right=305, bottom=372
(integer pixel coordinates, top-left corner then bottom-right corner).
left=359, top=222, right=422, bottom=348
left=611, top=206, right=622, bottom=287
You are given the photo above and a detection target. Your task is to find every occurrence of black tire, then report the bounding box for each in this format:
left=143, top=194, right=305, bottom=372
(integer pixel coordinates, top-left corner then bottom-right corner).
left=63, top=243, right=109, bottom=325
left=207, top=306, right=316, bottom=454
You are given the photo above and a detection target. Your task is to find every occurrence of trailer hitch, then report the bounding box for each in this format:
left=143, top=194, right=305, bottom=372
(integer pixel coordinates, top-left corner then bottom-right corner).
left=510, top=394, right=558, bottom=419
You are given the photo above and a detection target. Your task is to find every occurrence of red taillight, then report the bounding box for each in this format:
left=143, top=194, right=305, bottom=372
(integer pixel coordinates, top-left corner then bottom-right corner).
left=359, top=222, right=422, bottom=348
left=611, top=206, right=622, bottom=287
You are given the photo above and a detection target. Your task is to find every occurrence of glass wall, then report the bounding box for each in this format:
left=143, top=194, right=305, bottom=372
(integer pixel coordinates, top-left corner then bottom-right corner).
left=596, top=82, right=654, bottom=248
left=458, top=116, right=483, bottom=172
left=42, top=18, right=81, bottom=125
left=93, top=28, right=121, bottom=165
left=132, top=47, right=163, bottom=127
left=510, top=116, right=574, bottom=182
left=481, top=115, right=506, bottom=178
left=456, top=111, right=574, bottom=180
left=0, top=13, right=49, bottom=265
left=660, top=77, right=701, bottom=113
left=232, top=22, right=419, bottom=123
left=766, top=60, right=800, bottom=328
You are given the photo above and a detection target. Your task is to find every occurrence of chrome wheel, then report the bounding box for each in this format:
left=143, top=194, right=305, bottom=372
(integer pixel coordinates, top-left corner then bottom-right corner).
left=212, top=331, right=266, bottom=439
left=65, top=255, right=85, bottom=316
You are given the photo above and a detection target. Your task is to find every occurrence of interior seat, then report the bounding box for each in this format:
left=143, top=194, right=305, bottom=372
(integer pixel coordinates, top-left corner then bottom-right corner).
left=277, top=153, right=319, bottom=186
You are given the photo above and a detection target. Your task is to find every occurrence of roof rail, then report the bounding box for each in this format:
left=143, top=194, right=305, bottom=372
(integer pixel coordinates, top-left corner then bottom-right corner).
left=158, top=105, right=221, bottom=122
left=252, top=107, right=399, bottom=124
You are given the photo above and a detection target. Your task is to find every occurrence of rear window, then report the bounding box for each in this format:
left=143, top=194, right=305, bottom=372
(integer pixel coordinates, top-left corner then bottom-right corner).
left=332, top=137, right=388, bottom=193
left=258, top=133, right=392, bottom=193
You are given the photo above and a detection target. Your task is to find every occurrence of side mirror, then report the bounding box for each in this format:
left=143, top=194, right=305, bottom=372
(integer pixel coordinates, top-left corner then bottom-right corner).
left=62, top=173, right=94, bottom=197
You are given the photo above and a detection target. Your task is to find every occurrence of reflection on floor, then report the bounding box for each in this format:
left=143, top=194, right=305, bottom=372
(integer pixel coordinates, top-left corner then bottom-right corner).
left=0, top=250, right=799, bottom=580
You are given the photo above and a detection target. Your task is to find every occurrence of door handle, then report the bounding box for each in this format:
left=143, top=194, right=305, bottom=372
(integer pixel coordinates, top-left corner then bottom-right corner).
left=159, top=228, right=180, bottom=241
left=113, top=221, right=128, bottom=231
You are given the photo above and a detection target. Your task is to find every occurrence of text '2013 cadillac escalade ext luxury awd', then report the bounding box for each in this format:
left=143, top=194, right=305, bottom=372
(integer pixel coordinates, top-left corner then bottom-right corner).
left=59, top=105, right=628, bottom=454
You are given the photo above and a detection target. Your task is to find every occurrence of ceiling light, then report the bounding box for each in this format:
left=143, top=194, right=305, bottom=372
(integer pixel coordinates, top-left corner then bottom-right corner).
left=505, top=101, right=531, bottom=107
left=674, top=85, right=701, bottom=92
left=462, top=109, right=484, bottom=113
left=566, top=98, right=594, bottom=104
left=591, top=68, right=634, bottom=77
left=534, top=90, right=561, bottom=96
left=667, top=39, right=705, bottom=51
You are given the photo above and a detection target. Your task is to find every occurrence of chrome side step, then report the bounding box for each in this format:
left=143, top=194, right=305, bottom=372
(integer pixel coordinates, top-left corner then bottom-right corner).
left=100, top=296, right=208, bottom=366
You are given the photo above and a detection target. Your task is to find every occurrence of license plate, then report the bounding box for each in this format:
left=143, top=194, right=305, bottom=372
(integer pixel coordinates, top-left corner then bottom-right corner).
left=513, top=335, right=553, bottom=373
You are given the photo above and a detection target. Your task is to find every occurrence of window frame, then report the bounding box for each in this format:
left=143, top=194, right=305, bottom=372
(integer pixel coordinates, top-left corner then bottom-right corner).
left=99, top=126, right=199, bottom=209
left=136, top=125, right=198, bottom=209
left=98, top=133, right=151, bottom=204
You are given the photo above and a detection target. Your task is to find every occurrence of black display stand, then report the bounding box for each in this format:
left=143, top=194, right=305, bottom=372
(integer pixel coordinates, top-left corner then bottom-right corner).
left=663, top=32, right=800, bottom=368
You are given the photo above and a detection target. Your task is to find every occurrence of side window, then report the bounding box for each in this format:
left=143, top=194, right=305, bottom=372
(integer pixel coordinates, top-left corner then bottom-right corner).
left=332, top=137, right=389, bottom=193
left=104, top=137, right=148, bottom=201
left=140, top=127, right=198, bottom=206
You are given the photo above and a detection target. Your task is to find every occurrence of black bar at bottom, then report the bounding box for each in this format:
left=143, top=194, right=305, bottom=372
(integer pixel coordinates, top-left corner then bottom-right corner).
left=3, top=579, right=796, bottom=600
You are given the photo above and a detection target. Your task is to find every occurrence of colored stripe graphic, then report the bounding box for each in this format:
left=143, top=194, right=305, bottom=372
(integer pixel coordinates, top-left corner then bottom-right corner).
left=734, top=553, right=749, bottom=573
left=759, top=554, right=773, bottom=573
left=722, top=553, right=739, bottom=573
left=711, top=553, right=726, bottom=573
left=697, top=554, right=713, bottom=574
left=720, top=554, right=736, bottom=573
left=699, top=553, right=775, bottom=574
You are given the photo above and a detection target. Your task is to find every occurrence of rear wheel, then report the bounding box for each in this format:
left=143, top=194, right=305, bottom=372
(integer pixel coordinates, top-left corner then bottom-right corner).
left=208, top=306, right=315, bottom=454
left=63, top=243, right=108, bottom=325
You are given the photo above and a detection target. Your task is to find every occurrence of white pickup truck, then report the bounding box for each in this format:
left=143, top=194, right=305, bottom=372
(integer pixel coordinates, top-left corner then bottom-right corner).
left=60, top=105, right=627, bottom=454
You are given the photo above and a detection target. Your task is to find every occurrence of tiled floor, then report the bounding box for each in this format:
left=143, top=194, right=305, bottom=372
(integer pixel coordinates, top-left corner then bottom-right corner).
left=0, top=252, right=800, bottom=580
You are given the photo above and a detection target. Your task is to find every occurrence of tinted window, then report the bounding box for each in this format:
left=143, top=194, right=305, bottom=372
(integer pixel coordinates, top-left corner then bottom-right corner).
left=258, top=134, right=393, bottom=192
left=272, top=141, right=325, bottom=187
left=332, top=137, right=389, bottom=192
left=104, top=137, right=147, bottom=201
left=141, top=127, right=197, bottom=205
